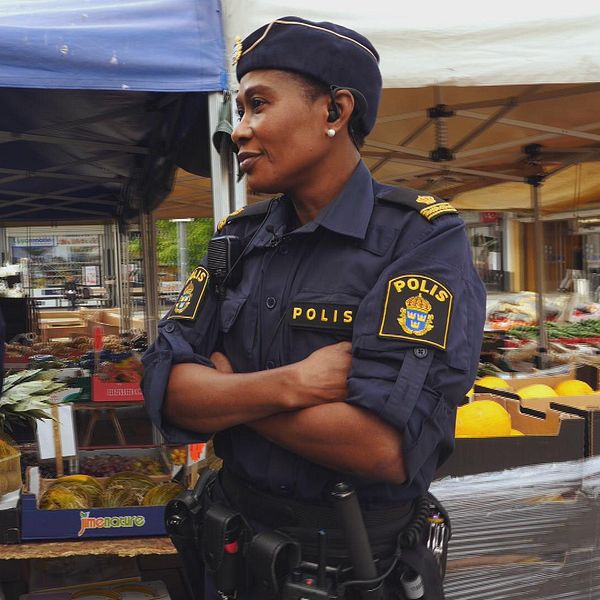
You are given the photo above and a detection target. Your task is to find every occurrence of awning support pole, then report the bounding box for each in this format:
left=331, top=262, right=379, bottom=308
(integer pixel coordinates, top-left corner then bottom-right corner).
left=140, top=209, right=159, bottom=344
left=208, top=92, right=246, bottom=231
left=114, top=223, right=131, bottom=333
left=529, top=175, right=548, bottom=368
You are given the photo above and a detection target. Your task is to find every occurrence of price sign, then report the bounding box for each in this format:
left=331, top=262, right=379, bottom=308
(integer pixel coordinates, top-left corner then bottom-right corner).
left=37, top=404, right=77, bottom=460
left=187, top=443, right=206, bottom=465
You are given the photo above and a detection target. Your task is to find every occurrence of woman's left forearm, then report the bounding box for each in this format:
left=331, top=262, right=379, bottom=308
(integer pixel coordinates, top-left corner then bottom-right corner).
left=248, top=403, right=406, bottom=484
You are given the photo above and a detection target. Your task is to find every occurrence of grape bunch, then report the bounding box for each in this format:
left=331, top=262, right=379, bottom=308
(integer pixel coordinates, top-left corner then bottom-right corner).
left=20, top=452, right=68, bottom=479
left=79, top=454, right=164, bottom=477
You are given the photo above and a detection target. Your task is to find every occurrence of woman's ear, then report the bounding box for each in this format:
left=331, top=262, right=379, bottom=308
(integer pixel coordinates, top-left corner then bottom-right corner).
left=327, top=89, right=356, bottom=127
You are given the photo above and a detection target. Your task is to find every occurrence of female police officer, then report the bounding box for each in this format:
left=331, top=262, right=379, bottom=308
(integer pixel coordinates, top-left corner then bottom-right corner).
left=143, top=16, right=486, bottom=600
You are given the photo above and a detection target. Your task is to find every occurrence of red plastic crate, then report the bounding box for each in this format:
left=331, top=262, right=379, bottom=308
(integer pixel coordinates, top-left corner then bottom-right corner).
left=92, top=376, right=143, bottom=402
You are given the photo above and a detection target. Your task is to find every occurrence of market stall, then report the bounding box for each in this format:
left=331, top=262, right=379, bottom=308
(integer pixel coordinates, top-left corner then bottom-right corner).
left=3, top=3, right=600, bottom=599
left=0, top=0, right=234, bottom=344
left=0, top=2, right=229, bottom=597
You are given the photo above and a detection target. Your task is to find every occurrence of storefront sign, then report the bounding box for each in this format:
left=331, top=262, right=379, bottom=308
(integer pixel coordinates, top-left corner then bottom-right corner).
left=11, top=236, right=55, bottom=247
left=57, top=235, right=98, bottom=245
left=480, top=211, right=499, bottom=223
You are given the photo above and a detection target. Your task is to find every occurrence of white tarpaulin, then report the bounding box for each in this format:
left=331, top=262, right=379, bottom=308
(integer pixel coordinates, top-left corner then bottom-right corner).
left=157, top=3, right=600, bottom=218
left=221, top=2, right=600, bottom=88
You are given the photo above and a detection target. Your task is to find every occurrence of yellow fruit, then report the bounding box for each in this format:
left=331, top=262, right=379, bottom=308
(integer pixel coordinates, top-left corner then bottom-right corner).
left=510, top=429, right=525, bottom=436
left=517, top=384, right=558, bottom=399
left=554, top=379, right=594, bottom=396
left=475, top=376, right=511, bottom=390
left=455, top=400, right=512, bottom=438
left=142, top=482, right=184, bottom=506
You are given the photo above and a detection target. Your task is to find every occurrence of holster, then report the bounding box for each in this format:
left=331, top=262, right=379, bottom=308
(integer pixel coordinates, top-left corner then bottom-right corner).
left=202, top=503, right=252, bottom=595
left=246, top=531, right=301, bottom=599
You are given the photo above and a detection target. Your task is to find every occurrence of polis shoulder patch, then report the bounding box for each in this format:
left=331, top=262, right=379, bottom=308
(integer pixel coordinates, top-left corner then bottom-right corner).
left=216, top=199, right=273, bottom=232
left=379, top=274, right=453, bottom=349
left=168, top=266, right=210, bottom=321
left=377, top=187, right=457, bottom=221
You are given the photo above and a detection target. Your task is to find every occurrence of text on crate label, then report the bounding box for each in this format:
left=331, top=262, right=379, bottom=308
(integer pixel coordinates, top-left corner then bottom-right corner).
left=79, top=512, right=146, bottom=536
left=106, top=387, right=140, bottom=396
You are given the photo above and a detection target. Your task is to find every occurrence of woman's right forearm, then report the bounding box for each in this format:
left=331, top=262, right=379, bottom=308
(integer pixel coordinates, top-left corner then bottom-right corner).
left=164, top=362, right=300, bottom=433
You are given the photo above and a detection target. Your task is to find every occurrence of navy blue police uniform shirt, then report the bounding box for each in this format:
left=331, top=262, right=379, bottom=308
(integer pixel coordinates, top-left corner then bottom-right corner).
left=142, top=161, right=486, bottom=508
left=0, top=307, right=4, bottom=393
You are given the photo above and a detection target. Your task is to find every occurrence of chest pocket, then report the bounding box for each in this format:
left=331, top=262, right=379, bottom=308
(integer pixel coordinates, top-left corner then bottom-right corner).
left=220, top=294, right=257, bottom=360
left=220, top=295, right=247, bottom=332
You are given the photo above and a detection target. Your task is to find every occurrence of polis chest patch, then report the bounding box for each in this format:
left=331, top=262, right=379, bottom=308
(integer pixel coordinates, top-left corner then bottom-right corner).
left=379, top=274, right=453, bottom=349
left=168, top=266, right=210, bottom=321
left=289, top=303, right=356, bottom=332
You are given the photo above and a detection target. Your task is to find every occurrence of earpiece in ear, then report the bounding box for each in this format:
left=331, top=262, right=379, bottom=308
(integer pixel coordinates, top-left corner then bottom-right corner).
left=327, top=86, right=341, bottom=122
left=327, top=105, right=340, bottom=123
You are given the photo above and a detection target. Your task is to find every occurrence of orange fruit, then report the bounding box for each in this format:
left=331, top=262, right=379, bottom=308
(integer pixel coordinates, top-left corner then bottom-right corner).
left=455, top=400, right=512, bottom=438
left=517, top=384, right=558, bottom=399
left=554, top=379, right=594, bottom=396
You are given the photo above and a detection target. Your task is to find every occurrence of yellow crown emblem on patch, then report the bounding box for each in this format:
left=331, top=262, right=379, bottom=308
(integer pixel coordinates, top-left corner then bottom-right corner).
left=183, top=282, right=194, bottom=296
left=405, top=293, right=432, bottom=312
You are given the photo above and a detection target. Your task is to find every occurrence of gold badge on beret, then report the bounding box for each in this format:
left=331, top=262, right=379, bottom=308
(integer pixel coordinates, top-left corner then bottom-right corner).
left=232, top=35, right=243, bottom=66
left=379, top=274, right=453, bottom=349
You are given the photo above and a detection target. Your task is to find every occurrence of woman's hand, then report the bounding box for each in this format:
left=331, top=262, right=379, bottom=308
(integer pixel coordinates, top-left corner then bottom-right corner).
left=290, top=341, right=352, bottom=408
left=210, top=352, right=234, bottom=374
left=209, top=342, right=352, bottom=410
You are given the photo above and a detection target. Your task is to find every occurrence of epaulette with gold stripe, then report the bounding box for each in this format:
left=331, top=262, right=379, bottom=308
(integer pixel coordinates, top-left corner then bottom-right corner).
left=216, top=198, right=273, bottom=232
left=376, top=187, right=458, bottom=221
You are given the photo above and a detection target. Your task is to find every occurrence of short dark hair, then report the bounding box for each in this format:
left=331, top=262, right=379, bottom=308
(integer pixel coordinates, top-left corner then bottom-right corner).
left=287, top=71, right=367, bottom=148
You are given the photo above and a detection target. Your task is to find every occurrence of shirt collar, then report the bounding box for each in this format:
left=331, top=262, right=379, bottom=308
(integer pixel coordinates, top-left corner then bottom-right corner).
left=248, top=161, right=374, bottom=251
left=309, top=160, right=374, bottom=240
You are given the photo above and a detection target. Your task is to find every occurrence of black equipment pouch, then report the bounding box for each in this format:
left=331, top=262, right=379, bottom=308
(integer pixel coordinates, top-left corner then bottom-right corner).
left=165, top=469, right=217, bottom=600
left=202, top=503, right=250, bottom=596
left=247, top=531, right=302, bottom=599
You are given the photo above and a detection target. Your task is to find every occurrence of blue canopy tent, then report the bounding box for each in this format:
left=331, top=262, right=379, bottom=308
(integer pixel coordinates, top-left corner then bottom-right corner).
left=0, top=0, right=226, bottom=222
left=0, top=0, right=230, bottom=338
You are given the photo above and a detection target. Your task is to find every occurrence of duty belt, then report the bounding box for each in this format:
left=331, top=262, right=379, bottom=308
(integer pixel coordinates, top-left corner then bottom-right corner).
left=220, top=468, right=416, bottom=562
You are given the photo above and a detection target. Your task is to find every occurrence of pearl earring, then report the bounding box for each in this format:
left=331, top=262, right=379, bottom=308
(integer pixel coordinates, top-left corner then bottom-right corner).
left=326, top=128, right=336, bottom=138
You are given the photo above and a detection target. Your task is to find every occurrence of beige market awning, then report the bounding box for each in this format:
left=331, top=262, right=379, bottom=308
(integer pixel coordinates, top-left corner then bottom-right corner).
left=157, top=82, right=600, bottom=219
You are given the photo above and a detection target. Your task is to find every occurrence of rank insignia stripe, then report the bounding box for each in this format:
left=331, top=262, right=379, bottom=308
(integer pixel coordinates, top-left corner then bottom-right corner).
left=217, top=207, right=245, bottom=232
left=378, top=274, right=453, bottom=349
left=288, top=303, right=357, bottom=332
left=167, top=266, right=210, bottom=321
left=419, top=202, right=457, bottom=221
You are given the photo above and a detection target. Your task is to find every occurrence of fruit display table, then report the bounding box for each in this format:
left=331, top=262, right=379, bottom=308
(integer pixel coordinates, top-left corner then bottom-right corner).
left=0, top=536, right=176, bottom=560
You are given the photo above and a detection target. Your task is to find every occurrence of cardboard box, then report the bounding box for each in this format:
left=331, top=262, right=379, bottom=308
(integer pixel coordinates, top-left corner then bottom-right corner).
left=0, top=490, right=21, bottom=544
left=436, top=395, right=585, bottom=478
left=474, top=365, right=600, bottom=397
left=522, top=394, right=600, bottom=457
left=20, top=468, right=171, bottom=541
left=475, top=365, right=600, bottom=458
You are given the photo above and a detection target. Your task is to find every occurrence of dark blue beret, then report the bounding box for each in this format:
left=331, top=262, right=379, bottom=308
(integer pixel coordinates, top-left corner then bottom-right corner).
left=235, top=16, right=382, bottom=136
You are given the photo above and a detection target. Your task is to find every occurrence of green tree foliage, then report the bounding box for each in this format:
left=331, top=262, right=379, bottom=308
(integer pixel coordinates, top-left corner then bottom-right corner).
left=129, top=219, right=214, bottom=273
